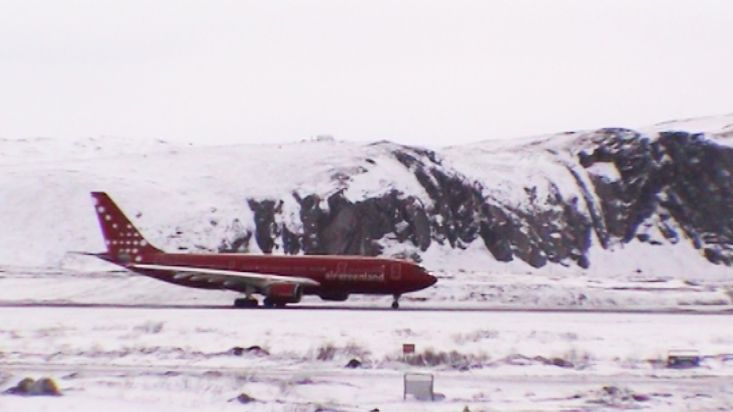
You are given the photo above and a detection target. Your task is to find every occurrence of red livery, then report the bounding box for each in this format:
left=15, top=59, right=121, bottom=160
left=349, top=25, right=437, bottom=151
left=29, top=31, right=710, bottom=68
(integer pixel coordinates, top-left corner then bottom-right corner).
left=88, top=192, right=437, bottom=308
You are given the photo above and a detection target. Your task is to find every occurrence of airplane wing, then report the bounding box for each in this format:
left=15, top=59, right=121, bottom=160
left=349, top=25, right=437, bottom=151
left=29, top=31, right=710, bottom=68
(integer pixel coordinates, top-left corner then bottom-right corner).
left=130, top=263, right=320, bottom=292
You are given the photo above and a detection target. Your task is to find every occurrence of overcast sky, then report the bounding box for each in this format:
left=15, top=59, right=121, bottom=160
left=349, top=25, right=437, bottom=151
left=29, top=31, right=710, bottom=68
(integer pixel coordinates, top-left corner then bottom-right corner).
left=1, top=0, right=732, bottom=147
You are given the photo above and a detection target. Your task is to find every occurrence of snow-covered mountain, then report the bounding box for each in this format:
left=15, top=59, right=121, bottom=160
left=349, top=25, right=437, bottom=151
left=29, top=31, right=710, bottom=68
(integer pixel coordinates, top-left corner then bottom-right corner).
left=3, top=114, right=733, bottom=278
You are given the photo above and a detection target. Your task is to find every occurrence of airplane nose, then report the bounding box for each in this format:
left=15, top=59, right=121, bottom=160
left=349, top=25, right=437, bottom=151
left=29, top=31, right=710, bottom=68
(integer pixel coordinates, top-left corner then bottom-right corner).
left=421, top=271, right=438, bottom=288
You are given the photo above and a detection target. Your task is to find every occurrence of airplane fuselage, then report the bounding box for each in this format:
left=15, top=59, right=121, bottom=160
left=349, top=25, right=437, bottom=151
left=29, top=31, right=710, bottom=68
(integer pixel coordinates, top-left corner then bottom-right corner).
left=129, top=253, right=434, bottom=297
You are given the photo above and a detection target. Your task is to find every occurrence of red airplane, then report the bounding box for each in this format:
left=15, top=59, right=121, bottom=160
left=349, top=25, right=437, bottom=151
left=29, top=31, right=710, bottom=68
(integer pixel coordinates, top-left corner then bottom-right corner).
left=88, top=192, right=437, bottom=309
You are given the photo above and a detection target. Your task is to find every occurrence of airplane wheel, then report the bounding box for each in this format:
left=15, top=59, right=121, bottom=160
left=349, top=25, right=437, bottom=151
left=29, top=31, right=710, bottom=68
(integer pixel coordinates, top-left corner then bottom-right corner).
left=263, top=298, right=287, bottom=309
left=391, top=294, right=400, bottom=309
left=234, top=298, right=258, bottom=308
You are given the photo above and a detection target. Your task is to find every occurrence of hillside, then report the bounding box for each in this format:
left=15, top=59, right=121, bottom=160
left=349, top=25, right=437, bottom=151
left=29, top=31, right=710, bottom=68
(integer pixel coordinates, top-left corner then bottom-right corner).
left=2, top=114, right=733, bottom=279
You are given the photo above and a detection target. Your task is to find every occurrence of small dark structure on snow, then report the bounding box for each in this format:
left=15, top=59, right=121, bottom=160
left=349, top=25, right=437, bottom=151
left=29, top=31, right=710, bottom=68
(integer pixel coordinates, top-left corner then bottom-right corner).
left=667, top=349, right=701, bottom=368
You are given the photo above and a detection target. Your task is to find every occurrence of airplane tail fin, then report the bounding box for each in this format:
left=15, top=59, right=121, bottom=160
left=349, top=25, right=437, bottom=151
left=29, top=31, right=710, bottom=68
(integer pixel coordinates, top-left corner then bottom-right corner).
left=90, top=192, right=162, bottom=264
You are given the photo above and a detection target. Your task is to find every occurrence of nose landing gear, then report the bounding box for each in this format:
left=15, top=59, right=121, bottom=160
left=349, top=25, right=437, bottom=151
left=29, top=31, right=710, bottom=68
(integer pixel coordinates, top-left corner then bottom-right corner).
left=391, top=294, right=400, bottom=309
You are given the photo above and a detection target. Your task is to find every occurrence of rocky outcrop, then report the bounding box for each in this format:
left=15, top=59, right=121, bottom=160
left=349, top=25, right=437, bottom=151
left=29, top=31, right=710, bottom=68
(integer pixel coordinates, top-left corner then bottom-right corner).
left=242, top=129, right=733, bottom=269
left=577, top=130, right=733, bottom=265
left=288, top=190, right=430, bottom=259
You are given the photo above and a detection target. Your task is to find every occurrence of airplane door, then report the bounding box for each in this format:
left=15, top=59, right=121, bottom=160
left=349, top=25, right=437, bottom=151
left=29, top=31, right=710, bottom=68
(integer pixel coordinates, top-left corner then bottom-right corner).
left=390, top=263, right=401, bottom=281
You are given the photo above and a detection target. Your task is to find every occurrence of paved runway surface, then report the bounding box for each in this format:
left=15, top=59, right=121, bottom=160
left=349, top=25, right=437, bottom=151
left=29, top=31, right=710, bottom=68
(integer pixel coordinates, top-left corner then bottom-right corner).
left=1, top=300, right=732, bottom=315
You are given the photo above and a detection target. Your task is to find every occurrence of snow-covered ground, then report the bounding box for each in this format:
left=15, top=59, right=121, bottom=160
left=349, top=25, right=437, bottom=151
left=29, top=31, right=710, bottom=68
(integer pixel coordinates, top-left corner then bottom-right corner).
left=0, top=259, right=729, bottom=412
left=1, top=266, right=732, bottom=410
left=1, top=305, right=733, bottom=411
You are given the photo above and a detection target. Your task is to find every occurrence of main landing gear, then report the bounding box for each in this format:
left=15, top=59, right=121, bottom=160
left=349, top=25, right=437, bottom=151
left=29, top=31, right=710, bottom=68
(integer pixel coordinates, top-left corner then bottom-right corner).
left=263, top=297, right=287, bottom=308
left=234, top=287, right=261, bottom=309
left=233, top=297, right=258, bottom=308
left=391, top=294, right=401, bottom=310
left=233, top=297, right=287, bottom=309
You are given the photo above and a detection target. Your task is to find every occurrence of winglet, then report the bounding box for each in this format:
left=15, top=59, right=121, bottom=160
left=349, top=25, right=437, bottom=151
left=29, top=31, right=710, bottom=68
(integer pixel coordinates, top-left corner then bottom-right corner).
left=90, top=192, right=162, bottom=264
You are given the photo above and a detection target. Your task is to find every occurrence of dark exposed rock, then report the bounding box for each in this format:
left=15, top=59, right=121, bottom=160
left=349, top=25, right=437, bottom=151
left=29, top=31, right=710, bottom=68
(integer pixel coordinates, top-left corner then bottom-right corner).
left=501, top=354, right=577, bottom=369
left=586, top=385, right=654, bottom=406
left=294, top=193, right=329, bottom=254
left=550, top=357, right=574, bottom=368
left=580, top=130, right=733, bottom=265
left=247, top=199, right=282, bottom=253
left=238, top=131, right=733, bottom=269
left=632, top=393, right=651, bottom=402
left=229, top=345, right=268, bottom=356
left=281, top=226, right=301, bottom=255
left=229, top=392, right=256, bottom=404
left=245, top=345, right=269, bottom=356
left=218, top=231, right=251, bottom=253
left=345, top=358, right=362, bottom=368
left=292, top=188, right=434, bottom=258
left=314, top=407, right=345, bottom=412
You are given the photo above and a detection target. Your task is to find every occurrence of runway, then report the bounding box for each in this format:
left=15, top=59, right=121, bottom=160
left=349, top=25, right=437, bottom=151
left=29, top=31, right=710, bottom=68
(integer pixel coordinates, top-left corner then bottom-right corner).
left=1, top=300, right=732, bottom=315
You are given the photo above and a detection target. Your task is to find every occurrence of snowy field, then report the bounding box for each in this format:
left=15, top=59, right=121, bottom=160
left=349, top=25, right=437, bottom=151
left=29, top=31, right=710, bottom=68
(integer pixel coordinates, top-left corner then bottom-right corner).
left=1, top=304, right=733, bottom=411
left=1, top=268, right=732, bottom=411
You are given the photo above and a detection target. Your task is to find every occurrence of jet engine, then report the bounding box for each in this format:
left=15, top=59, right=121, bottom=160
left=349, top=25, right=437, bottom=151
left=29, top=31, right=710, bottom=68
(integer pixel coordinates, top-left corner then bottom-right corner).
left=266, top=283, right=302, bottom=304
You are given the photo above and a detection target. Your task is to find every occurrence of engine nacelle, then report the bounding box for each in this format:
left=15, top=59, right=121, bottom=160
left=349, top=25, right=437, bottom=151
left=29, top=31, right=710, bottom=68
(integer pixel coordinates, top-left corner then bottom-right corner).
left=267, top=283, right=302, bottom=304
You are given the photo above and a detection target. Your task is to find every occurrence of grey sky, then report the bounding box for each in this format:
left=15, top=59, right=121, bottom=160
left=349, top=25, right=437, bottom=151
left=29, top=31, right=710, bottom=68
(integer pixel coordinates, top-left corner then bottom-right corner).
left=1, top=0, right=732, bottom=147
